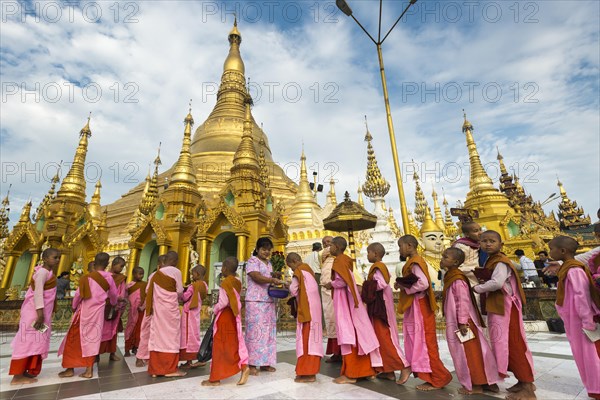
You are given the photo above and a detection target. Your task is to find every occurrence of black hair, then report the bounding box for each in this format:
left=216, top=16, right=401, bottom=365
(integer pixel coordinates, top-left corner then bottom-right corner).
left=537, top=250, right=548, bottom=256
left=312, top=242, right=322, bottom=252
left=59, top=271, right=70, bottom=278
left=252, top=237, right=274, bottom=256
left=514, top=249, right=525, bottom=257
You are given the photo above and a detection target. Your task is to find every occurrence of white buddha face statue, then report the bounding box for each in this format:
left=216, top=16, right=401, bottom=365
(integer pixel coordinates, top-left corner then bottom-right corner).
left=422, top=231, right=444, bottom=254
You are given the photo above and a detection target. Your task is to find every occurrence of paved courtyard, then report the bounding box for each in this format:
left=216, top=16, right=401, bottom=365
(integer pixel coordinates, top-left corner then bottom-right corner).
left=0, top=329, right=587, bottom=400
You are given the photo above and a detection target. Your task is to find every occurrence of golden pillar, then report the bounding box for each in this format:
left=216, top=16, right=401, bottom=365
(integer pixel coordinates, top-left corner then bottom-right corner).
left=236, top=234, right=248, bottom=262
left=159, top=245, right=169, bottom=255
left=180, top=245, right=191, bottom=284
left=57, top=253, right=70, bottom=275
left=25, top=251, right=41, bottom=284
left=1, top=255, right=17, bottom=289
left=126, top=247, right=140, bottom=281
left=198, top=239, right=209, bottom=268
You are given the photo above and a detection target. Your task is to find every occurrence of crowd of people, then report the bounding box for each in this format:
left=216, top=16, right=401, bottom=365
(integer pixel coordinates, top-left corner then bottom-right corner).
left=7, top=221, right=600, bottom=400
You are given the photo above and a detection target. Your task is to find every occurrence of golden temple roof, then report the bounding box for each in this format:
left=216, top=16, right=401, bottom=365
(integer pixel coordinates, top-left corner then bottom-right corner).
left=361, top=117, right=390, bottom=199
left=138, top=146, right=161, bottom=215
left=56, top=116, right=92, bottom=205
left=286, top=149, right=321, bottom=228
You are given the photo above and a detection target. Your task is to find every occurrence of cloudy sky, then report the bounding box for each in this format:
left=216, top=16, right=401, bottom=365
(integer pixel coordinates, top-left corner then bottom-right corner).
left=1, top=0, right=599, bottom=228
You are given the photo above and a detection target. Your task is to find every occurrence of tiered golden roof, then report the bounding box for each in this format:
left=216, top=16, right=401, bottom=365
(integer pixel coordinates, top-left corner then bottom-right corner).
left=139, top=147, right=161, bottom=216
left=442, top=193, right=457, bottom=238
left=412, top=166, right=427, bottom=223
left=361, top=118, right=390, bottom=199
left=35, top=172, right=60, bottom=221
left=0, top=188, right=10, bottom=239
left=55, top=117, right=91, bottom=205
left=557, top=178, right=591, bottom=229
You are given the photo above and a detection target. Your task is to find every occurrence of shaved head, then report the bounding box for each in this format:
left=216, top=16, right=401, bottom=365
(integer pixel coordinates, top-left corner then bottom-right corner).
left=332, top=236, right=347, bottom=251
left=164, top=251, right=178, bottom=267
left=480, top=230, right=501, bottom=241
left=222, top=256, right=239, bottom=274
left=549, top=236, right=579, bottom=254
left=445, top=247, right=465, bottom=265
left=367, top=242, right=386, bottom=258
left=398, top=235, right=418, bottom=249
left=286, top=252, right=302, bottom=263
left=191, top=264, right=206, bottom=278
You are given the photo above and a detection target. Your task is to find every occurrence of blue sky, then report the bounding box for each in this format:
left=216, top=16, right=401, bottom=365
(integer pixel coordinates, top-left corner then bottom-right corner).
left=1, top=0, right=599, bottom=228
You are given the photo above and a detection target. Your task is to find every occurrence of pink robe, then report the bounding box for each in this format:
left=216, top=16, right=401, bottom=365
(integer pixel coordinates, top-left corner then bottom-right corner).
left=11, top=267, right=57, bottom=360
left=290, top=270, right=324, bottom=358
left=555, top=267, right=600, bottom=396
left=331, top=270, right=382, bottom=367
left=147, top=266, right=183, bottom=354
left=212, top=280, right=249, bottom=368
left=101, top=277, right=127, bottom=341
left=125, top=281, right=144, bottom=341
left=58, top=270, right=118, bottom=358
left=180, top=281, right=207, bottom=354
left=136, top=272, right=155, bottom=361
left=475, top=263, right=535, bottom=378
left=402, top=264, right=433, bottom=372
left=444, top=279, right=501, bottom=390
left=372, top=269, right=408, bottom=366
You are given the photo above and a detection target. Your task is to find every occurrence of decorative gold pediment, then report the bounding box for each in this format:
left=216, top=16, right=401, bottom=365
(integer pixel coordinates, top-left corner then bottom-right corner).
left=197, top=199, right=247, bottom=235
left=62, top=220, right=104, bottom=250
left=4, top=222, right=43, bottom=251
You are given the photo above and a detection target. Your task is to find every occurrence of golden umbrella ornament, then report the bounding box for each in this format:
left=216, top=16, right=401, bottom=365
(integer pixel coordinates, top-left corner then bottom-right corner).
left=323, top=191, right=377, bottom=264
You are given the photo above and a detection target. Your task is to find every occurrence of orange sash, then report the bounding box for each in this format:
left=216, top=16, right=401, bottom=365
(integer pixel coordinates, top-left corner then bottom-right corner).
left=442, top=268, right=485, bottom=327
left=557, top=259, right=600, bottom=308
left=145, top=270, right=176, bottom=316
left=188, top=280, right=208, bottom=310
left=367, top=261, right=390, bottom=283
left=293, top=263, right=316, bottom=323
left=221, top=275, right=242, bottom=316
left=397, top=255, right=437, bottom=314
left=484, top=253, right=526, bottom=315
left=331, top=253, right=359, bottom=308
left=128, top=281, right=147, bottom=305
left=79, top=271, right=109, bottom=299
left=29, top=273, right=57, bottom=291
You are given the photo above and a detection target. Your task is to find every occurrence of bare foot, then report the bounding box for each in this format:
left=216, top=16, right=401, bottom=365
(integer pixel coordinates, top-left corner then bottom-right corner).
left=295, top=375, right=316, bottom=383
left=124, top=351, right=131, bottom=357
left=377, top=372, right=396, bottom=381
left=190, top=361, right=206, bottom=368
left=260, top=366, right=276, bottom=372
left=325, top=355, right=342, bottom=363
left=248, top=366, right=259, bottom=376
left=179, top=362, right=192, bottom=370
left=459, top=385, right=484, bottom=395
left=507, top=382, right=536, bottom=393
left=109, top=353, right=121, bottom=361
left=165, top=369, right=187, bottom=377
left=58, top=369, right=74, bottom=378
left=10, top=375, right=37, bottom=385
left=333, top=375, right=357, bottom=384
left=416, top=383, right=440, bottom=391
left=364, top=375, right=376, bottom=381
left=458, top=387, right=474, bottom=395
left=396, top=367, right=412, bottom=385
left=202, top=380, right=221, bottom=386
left=79, top=369, right=93, bottom=379
left=506, top=388, right=537, bottom=400
left=483, top=384, right=500, bottom=393
left=237, top=366, right=250, bottom=385
left=135, top=359, right=147, bottom=367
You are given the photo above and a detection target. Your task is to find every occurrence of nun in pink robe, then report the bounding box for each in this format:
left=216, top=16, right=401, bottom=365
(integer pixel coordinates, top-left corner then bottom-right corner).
left=99, top=274, right=127, bottom=354
left=58, top=270, right=118, bottom=365
left=136, top=271, right=156, bottom=363
left=444, top=277, right=501, bottom=391
left=10, top=266, right=57, bottom=376
left=180, top=280, right=208, bottom=361
left=555, top=265, right=600, bottom=398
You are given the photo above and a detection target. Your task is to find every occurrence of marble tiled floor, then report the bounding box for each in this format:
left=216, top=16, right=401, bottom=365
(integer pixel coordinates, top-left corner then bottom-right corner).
left=0, top=330, right=589, bottom=399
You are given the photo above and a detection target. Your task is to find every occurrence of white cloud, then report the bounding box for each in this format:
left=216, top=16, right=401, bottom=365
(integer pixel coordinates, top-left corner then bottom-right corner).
left=1, top=0, right=598, bottom=230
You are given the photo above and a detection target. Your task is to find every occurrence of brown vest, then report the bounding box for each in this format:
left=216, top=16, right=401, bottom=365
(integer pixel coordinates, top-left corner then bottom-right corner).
left=484, top=253, right=526, bottom=315
left=557, top=259, right=600, bottom=308
left=293, top=263, right=316, bottom=323
left=442, top=268, right=485, bottom=327
left=397, top=255, right=438, bottom=314
left=145, top=270, right=176, bottom=316
left=221, top=275, right=242, bottom=316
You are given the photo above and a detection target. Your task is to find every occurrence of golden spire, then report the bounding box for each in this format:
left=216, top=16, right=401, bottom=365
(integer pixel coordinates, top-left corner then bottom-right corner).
left=496, top=146, right=508, bottom=176
left=420, top=206, right=440, bottom=234
left=357, top=182, right=365, bottom=207
left=287, top=149, right=321, bottom=228
left=442, top=191, right=453, bottom=225
left=89, top=180, right=102, bottom=224
left=35, top=171, right=60, bottom=221
left=169, top=103, right=197, bottom=188
left=224, top=17, right=244, bottom=74
left=18, top=199, right=32, bottom=224
left=231, top=96, right=260, bottom=172
left=0, top=185, right=11, bottom=239
left=412, top=164, right=427, bottom=223
left=556, top=176, right=591, bottom=228
left=327, top=177, right=338, bottom=205
left=56, top=115, right=92, bottom=204
left=431, top=185, right=445, bottom=231
left=387, top=206, right=402, bottom=237
left=362, top=116, right=390, bottom=199
left=462, top=111, right=501, bottom=207
left=258, top=137, right=270, bottom=189
left=139, top=145, right=161, bottom=215
left=557, top=176, right=567, bottom=197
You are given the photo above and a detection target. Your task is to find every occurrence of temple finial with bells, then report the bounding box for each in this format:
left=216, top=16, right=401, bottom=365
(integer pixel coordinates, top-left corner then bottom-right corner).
left=362, top=115, right=390, bottom=199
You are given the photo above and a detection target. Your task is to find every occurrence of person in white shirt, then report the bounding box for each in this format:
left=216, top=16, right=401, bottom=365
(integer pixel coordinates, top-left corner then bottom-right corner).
left=304, top=242, right=322, bottom=284
left=514, top=249, right=541, bottom=288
